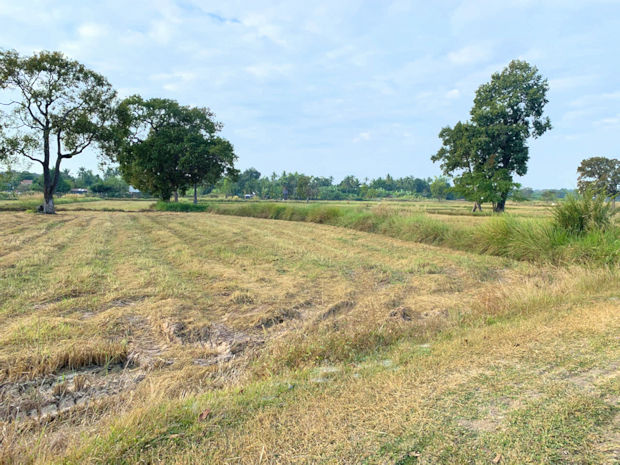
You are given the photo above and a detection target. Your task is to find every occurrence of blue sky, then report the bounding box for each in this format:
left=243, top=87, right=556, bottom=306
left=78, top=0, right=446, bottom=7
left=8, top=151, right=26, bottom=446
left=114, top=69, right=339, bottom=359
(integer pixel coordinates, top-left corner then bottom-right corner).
left=1, top=0, right=619, bottom=188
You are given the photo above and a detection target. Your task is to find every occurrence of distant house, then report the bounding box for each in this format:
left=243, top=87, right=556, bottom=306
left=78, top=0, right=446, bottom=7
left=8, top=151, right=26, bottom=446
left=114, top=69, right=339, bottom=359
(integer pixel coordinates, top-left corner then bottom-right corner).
left=128, top=186, right=141, bottom=198
left=16, top=179, right=34, bottom=192
left=70, top=188, right=88, bottom=195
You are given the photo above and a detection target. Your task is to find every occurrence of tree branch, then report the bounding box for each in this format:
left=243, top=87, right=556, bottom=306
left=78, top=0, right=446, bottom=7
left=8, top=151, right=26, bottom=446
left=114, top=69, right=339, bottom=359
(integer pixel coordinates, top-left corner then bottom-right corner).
left=20, top=152, right=44, bottom=166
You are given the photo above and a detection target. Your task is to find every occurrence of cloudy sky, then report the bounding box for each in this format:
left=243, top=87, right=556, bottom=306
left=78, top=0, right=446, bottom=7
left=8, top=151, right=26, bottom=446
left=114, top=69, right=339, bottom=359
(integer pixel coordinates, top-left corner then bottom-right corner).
left=1, top=0, right=619, bottom=188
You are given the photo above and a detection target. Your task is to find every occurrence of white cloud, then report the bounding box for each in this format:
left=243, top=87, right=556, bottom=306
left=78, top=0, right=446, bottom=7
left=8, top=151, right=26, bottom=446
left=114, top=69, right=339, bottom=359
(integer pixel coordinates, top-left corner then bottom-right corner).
left=241, top=13, right=288, bottom=47
left=148, top=20, right=176, bottom=44
left=77, top=22, right=107, bottom=39
left=245, top=63, right=292, bottom=79
left=594, top=114, right=620, bottom=128
left=451, top=0, right=535, bottom=28
left=447, top=44, right=493, bottom=66
left=353, top=131, right=371, bottom=142
left=568, top=90, right=620, bottom=109
left=549, top=75, right=597, bottom=93
left=445, top=89, right=460, bottom=99
left=150, top=71, right=197, bottom=82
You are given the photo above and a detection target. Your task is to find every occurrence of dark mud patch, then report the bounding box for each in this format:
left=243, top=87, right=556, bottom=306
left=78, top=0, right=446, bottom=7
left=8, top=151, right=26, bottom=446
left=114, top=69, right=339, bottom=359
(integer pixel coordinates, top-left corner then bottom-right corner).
left=160, top=321, right=255, bottom=356
left=255, top=308, right=302, bottom=329
left=0, top=362, right=142, bottom=422
left=321, top=300, right=355, bottom=320
left=388, top=306, right=413, bottom=321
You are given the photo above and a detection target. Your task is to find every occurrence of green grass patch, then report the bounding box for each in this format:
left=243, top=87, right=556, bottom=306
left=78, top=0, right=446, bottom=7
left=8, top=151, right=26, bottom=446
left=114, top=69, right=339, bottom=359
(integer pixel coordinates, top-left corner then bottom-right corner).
left=153, top=201, right=209, bottom=212
left=199, top=202, right=620, bottom=265
left=0, top=196, right=101, bottom=211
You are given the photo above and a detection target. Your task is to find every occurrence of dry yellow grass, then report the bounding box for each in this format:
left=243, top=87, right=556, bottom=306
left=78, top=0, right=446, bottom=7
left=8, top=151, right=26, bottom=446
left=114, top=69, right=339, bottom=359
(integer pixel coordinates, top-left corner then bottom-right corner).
left=0, top=210, right=617, bottom=464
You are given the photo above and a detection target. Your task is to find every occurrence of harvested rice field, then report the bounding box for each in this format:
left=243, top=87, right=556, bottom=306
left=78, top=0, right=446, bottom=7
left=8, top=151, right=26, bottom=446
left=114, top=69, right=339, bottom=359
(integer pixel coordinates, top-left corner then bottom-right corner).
left=0, top=210, right=618, bottom=464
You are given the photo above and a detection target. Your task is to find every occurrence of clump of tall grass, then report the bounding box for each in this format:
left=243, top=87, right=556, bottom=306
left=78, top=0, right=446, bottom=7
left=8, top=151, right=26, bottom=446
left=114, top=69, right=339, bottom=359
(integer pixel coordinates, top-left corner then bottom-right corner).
left=552, top=189, right=616, bottom=234
left=474, top=216, right=570, bottom=263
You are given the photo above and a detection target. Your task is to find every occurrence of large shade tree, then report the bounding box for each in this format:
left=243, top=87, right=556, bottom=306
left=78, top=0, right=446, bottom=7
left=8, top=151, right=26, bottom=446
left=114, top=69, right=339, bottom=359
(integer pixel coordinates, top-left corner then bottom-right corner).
left=0, top=50, right=117, bottom=213
left=108, top=96, right=236, bottom=201
left=432, top=60, right=551, bottom=212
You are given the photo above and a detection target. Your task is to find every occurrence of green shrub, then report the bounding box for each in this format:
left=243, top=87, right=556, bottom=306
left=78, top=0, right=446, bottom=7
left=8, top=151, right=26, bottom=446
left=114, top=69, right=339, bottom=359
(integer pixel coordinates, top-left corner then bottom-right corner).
left=153, top=201, right=208, bottom=212
left=552, top=189, right=616, bottom=235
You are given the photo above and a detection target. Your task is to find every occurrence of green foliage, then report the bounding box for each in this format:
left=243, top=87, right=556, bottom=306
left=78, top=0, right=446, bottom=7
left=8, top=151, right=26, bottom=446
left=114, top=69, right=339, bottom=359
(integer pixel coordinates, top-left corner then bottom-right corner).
left=214, top=169, right=433, bottom=201
left=74, top=167, right=101, bottom=188
left=108, top=96, right=236, bottom=201
left=0, top=49, right=117, bottom=212
left=576, top=156, right=620, bottom=198
left=30, top=169, right=72, bottom=193
left=153, top=201, right=209, bottom=212
left=433, top=60, right=551, bottom=212
left=90, top=175, right=129, bottom=196
left=430, top=176, right=451, bottom=201
left=552, top=189, right=616, bottom=235
left=338, top=175, right=361, bottom=195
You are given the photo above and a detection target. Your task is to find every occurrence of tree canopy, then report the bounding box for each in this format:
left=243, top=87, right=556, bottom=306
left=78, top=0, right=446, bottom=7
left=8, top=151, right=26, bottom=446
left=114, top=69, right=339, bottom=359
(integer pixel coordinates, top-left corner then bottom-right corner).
left=108, top=96, right=237, bottom=202
left=430, top=176, right=451, bottom=201
left=0, top=49, right=117, bottom=212
left=432, top=60, right=551, bottom=212
left=577, top=156, right=620, bottom=200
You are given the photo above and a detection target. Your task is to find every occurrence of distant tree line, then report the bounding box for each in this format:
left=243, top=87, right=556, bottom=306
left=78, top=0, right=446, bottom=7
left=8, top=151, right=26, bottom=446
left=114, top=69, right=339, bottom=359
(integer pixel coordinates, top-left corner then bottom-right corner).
left=2, top=166, right=581, bottom=203
left=0, top=167, right=130, bottom=196
left=199, top=168, right=572, bottom=202
left=207, top=169, right=441, bottom=201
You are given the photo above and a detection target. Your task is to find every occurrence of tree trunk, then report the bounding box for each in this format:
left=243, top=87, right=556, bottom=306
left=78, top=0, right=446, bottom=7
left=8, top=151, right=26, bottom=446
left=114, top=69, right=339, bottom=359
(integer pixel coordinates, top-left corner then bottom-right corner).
left=493, top=197, right=506, bottom=213
left=174, top=190, right=179, bottom=202
left=193, top=184, right=198, bottom=204
left=40, top=130, right=56, bottom=214
left=42, top=191, right=55, bottom=214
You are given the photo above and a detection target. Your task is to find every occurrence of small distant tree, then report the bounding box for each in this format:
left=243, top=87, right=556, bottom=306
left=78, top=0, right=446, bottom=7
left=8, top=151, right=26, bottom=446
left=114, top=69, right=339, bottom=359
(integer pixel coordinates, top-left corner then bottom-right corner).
left=338, top=175, right=361, bottom=195
left=217, top=177, right=236, bottom=198
left=430, top=176, right=451, bottom=201
left=577, top=157, right=620, bottom=206
left=512, top=187, right=534, bottom=202
left=75, top=167, right=101, bottom=188
left=236, top=168, right=261, bottom=196
left=296, top=174, right=311, bottom=201
left=541, top=190, right=557, bottom=202
left=0, top=50, right=117, bottom=213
